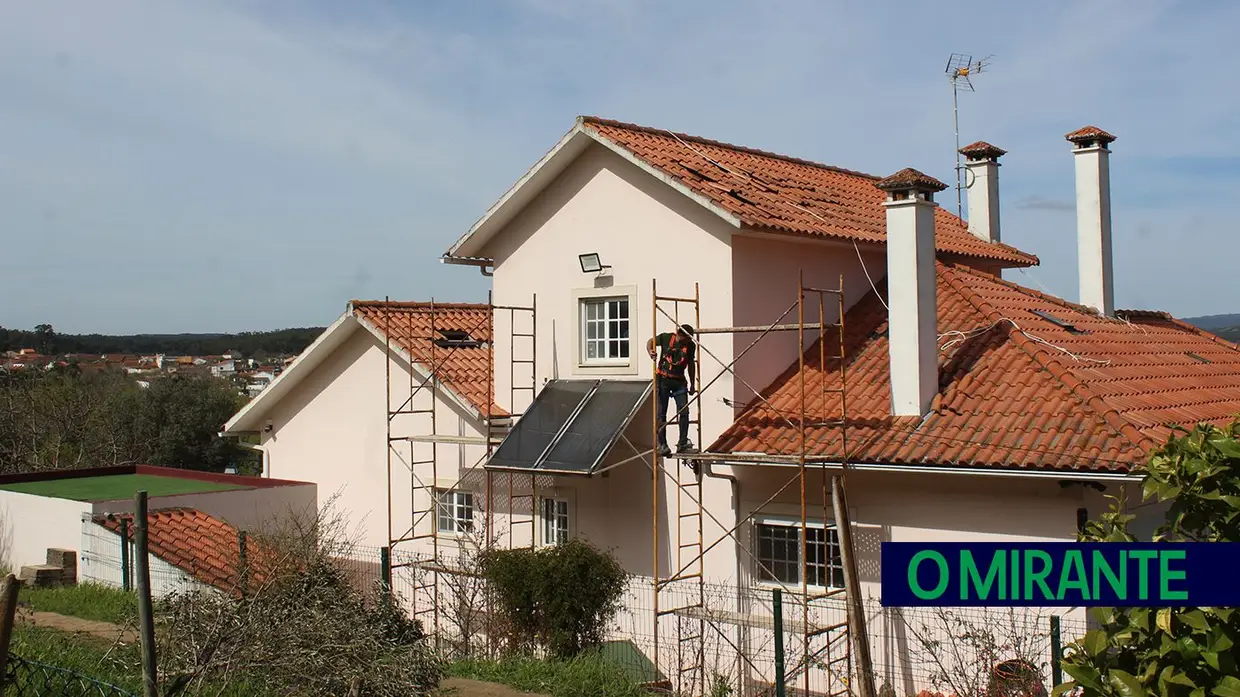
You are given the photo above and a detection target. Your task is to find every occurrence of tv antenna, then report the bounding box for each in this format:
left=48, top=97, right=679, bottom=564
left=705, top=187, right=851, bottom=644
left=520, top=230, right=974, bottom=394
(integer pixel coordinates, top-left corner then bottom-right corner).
left=945, top=53, right=992, bottom=218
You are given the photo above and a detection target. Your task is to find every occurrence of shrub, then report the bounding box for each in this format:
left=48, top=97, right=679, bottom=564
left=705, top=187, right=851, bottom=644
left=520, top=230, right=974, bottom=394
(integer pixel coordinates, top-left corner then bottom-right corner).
left=480, top=538, right=628, bottom=658
left=1057, top=420, right=1240, bottom=697
left=154, top=503, right=443, bottom=697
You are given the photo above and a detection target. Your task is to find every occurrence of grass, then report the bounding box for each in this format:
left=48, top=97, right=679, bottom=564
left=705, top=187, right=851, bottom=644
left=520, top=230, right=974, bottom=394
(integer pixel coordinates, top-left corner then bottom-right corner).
left=0, top=473, right=245, bottom=501
left=21, top=582, right=137, bottom=624
left=9, top=625, right=142, bottom=694
left=448, top=655, right=647, bottom=697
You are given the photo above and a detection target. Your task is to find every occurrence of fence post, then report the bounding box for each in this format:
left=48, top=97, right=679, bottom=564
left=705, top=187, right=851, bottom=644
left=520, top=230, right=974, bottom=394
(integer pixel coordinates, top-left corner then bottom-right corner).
left=773, top=588, right=785, bottom=697
left=134, top=491, right=158, bottom=697
left=1050, top=615, right=1062, bottom=688
left=238, top=530, right=248, bottom=598
left=380, top=546, right=392, bottom=596
left=0, top=573, right=25, bottom=694
left=120, top=518, right=131, bottom=592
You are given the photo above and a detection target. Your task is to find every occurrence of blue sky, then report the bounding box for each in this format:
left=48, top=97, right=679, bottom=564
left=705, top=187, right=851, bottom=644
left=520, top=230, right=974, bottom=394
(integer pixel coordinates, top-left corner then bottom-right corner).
left=1, top=0, right=1237, bottom=334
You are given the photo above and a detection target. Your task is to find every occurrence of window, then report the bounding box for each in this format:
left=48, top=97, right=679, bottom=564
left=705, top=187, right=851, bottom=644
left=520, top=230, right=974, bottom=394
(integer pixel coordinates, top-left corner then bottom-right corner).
left=540, top=498, right=570, bottom=546
left=754, top=520, right=844, bottom=588
left=436, top=489, right=474, bottom=534
left=580, top=297, right=630, bottom=362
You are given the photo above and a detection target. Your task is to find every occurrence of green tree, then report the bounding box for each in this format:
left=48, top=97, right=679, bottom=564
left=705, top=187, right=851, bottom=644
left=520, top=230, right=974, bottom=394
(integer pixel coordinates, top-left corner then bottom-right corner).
left=1056, top=419, right=1240, bottom=697
left=126, top=376, right=250, bottom=472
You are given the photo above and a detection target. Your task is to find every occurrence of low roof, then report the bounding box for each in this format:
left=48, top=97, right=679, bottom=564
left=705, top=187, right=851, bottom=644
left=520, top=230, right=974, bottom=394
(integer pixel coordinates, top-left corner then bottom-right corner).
left=0, top=464, right=308, bottom=502
left=447, top=116, right=1038, bottom=268
left=710, top=263, right=1240, bottom=474
left=96, top=508, right=263, bottom=592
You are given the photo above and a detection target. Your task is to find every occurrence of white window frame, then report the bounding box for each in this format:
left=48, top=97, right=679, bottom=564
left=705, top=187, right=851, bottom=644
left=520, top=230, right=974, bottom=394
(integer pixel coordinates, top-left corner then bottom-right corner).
left=571, top=285, right=639, bottom=375
left=539, top=497, right=571, bottom=547
left=752, top=516, right=844, bottom=590
left=436, top=488, right=474, bottom=535
left=580, top=296, right=630, bottom=365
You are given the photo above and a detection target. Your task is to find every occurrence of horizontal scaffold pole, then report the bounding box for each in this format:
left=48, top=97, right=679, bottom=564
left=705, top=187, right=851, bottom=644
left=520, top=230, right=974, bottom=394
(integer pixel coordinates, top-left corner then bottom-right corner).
left=694, top=322, right=836, bottom=334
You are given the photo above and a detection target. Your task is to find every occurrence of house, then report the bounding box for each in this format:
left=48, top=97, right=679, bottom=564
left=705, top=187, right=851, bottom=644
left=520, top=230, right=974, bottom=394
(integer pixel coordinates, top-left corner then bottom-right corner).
left=222, top=116, right=1240, bottom=695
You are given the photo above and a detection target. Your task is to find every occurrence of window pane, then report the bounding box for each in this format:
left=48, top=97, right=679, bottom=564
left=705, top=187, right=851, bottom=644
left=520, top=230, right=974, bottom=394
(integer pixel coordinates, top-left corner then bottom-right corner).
left=586, top=302, right=599, bottom=320
left=587, top=323, right=598, bottom=340
left=756, top=524, right=800, bottom=584
left=586, top=341, right=598, bottom=359
left=618, top=341, right=630, bottom=358
left=616, top=300, right=629, bottom=319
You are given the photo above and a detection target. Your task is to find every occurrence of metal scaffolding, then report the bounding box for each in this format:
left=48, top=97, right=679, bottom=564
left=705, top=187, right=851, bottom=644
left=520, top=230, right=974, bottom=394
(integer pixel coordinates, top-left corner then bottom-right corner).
left=381, top=293, right=537, bottom=644
left=650, top=272, right=874, bottom=697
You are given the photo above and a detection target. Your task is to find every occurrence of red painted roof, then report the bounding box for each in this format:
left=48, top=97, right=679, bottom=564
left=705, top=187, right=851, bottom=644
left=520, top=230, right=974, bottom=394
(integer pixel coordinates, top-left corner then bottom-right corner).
left=350, top=301, right=505, bottom=416
left=96, top=508, right=266, bottom=592
left=579, top=117, right=1038, bottom=267
left=710, top=262, right=1240, bottom=473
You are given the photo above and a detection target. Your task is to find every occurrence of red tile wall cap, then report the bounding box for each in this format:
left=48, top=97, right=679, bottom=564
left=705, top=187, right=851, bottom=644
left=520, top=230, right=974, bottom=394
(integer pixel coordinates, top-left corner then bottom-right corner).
left=958, top=141, right=1007, bottom=159
left=1065, top=125, right=1116, bottom=145
left=876, top=168, right=949, bottom=193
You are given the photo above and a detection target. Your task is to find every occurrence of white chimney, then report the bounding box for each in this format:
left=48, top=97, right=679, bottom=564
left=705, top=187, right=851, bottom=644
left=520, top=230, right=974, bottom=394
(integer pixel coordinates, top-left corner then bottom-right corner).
left=1066, top=125, right=1116, bottom=316
left=879, top=168, right=946, bottom=418
left=959, top=141, right=1006, bottom=244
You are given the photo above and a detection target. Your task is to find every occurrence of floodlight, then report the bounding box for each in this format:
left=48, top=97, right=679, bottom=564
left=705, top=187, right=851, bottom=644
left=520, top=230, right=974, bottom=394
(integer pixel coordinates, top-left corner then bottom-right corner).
left=578, top=253, right=610, bottom=274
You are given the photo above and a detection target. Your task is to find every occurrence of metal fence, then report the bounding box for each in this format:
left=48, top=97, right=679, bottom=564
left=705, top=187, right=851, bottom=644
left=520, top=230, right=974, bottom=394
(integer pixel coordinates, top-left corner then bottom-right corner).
left=4, top=655, right=138, bottom=697
left=75, top=530, right=1089, bottom=697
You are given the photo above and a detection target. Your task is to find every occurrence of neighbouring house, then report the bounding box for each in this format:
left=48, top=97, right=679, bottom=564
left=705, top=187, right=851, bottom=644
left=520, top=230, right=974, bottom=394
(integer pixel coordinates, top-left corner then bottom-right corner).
left=0, top=464, right=317, bottom=593
left=221, top=116, right=1240, bottom=695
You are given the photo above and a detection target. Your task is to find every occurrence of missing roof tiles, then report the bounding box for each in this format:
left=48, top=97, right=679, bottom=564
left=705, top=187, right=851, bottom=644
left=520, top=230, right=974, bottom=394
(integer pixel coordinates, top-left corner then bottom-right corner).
left=677, top=161, right=718, bottom=182
left=1030, top=309, right=1085, bottom=334
left=727, top=189, right=758, bottom=206
left=1185, top=351, right=1211, bottom=364
left=434, top=329, right=483, bottom=349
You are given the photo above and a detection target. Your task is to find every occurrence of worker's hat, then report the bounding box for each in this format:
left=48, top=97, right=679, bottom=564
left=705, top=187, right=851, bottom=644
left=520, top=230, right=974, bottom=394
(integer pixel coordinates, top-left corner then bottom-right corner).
left=678, top=324, right=696, bottom=337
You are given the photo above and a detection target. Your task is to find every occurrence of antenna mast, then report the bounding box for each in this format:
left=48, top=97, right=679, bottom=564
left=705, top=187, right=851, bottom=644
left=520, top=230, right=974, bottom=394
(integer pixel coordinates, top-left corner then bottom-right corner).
left=945, top=53, right=993, bottom=218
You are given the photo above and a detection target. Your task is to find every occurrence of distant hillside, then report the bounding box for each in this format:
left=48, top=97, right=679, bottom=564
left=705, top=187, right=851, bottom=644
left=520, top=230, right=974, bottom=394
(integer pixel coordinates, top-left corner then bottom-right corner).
left=0, top=325, right=325, bottom=358
left=1182, top=314, right=1240, bottom=331
left=1215, top=326, right=1240, bottom=343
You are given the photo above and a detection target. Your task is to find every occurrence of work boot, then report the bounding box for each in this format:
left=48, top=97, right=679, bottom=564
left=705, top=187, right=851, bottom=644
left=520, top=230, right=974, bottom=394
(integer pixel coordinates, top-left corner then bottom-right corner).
left=658, top=443, right=673, bottom=457
left=676, top=440, right=698, bottom=454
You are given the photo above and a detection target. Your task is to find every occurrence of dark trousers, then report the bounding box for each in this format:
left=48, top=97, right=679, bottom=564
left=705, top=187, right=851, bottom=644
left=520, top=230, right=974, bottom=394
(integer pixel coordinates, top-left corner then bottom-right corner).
left=656, top=377, right=690, bottom=447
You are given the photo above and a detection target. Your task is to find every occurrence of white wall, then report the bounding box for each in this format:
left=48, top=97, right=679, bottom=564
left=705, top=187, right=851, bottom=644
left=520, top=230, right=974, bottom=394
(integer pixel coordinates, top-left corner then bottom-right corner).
left=0, top=491, right=90, bottom=579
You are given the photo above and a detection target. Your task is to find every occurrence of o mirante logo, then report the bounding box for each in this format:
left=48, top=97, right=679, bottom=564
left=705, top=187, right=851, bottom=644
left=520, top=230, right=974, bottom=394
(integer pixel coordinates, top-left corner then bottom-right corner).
left=880, top=542, right=1240, bottom=607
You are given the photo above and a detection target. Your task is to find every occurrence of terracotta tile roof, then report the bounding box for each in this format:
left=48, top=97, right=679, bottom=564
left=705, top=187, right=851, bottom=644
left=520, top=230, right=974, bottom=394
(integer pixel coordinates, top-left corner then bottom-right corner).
left=1065, top=125, right=1116, bottom=145
left=350, top=301, right=505, bottom=416
left=96, top=508, right=265, bottom=592
left=958, top=141, right=1007, bottom=160
left=579, top=117, right=1038, bottom=267
left=710, top=263, right=1240, bottom=473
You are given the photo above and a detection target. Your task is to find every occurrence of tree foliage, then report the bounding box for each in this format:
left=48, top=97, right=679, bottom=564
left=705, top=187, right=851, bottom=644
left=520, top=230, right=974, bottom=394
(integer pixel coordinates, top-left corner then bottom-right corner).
left=1, top=323, right=322, bottom=358
left=0, top=369, right=252, bottom=474
left=1057, top=420, right=1240, bottom=697
left=480, top=538, right=628, bottom=659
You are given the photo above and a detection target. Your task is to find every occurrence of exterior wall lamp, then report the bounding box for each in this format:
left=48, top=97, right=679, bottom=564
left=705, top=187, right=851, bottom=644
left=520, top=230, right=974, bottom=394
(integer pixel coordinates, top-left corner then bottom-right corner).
left=578, top=253, right=611, bottom=275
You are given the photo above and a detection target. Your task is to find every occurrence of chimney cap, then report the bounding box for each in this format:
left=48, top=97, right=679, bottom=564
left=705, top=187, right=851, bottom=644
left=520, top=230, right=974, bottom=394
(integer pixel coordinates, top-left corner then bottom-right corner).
left=876, top=167, right=949, bottom=194
left=1065, top=125, right=1116, bottom=146
left=958, top=141, right=1007, bottom=160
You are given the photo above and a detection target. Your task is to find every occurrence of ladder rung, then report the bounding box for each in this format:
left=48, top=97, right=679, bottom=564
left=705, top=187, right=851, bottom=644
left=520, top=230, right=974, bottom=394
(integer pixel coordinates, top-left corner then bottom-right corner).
left=656, top=573, right=702, bottom=588
left=677, top=635, right=702, bottom=644
left=511, top=332, right=536, bottom=337
left=656, top=602, right=702, bottom=617
left=678, top=542, right=700, bottom=550
left=678, top=512, right=701, bottom=519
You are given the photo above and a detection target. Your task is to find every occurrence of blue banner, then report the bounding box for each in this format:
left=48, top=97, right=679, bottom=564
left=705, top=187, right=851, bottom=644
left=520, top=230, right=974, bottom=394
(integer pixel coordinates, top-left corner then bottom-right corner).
left=880, top=542, right=1240, bottom=607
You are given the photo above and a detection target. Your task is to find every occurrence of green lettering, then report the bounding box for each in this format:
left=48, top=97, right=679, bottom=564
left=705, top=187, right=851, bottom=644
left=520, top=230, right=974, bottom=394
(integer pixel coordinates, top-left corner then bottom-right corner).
left=1092, top=550, right=1126, bottom=600
left=1023, top=550, right=1054, bottom=600
left=909, top=551, right=949, bottom=600
left=1010, top=547, right=1019, bottom=599
left=1057, top=550, right=1089, bottom=601
left=1159, top=550, right=1188, bottom=601
left=1130, top=550, right=1157, bottom=600
left=961, top=550, right=1005, bottom=600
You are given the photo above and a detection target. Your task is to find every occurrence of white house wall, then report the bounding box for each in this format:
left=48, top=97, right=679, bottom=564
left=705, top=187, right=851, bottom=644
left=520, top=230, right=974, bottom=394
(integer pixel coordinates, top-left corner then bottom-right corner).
left=259, top=326, right=487, bottom=551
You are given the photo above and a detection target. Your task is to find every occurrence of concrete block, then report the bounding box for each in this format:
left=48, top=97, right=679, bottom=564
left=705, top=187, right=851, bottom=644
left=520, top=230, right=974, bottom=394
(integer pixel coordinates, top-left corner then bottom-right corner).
left=19, top=564, right=64, bottom=588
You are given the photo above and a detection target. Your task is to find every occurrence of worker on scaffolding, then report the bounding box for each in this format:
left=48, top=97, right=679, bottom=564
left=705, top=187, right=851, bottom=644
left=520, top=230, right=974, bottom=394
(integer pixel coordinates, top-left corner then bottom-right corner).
left=647, top=324, right=698, bottom=458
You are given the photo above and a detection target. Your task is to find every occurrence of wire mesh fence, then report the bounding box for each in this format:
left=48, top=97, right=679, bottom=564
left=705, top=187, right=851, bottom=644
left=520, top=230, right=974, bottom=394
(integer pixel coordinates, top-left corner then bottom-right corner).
left=4, top=655, right=138, bottom=697
left=73, top=524, right=1090, bottom=697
